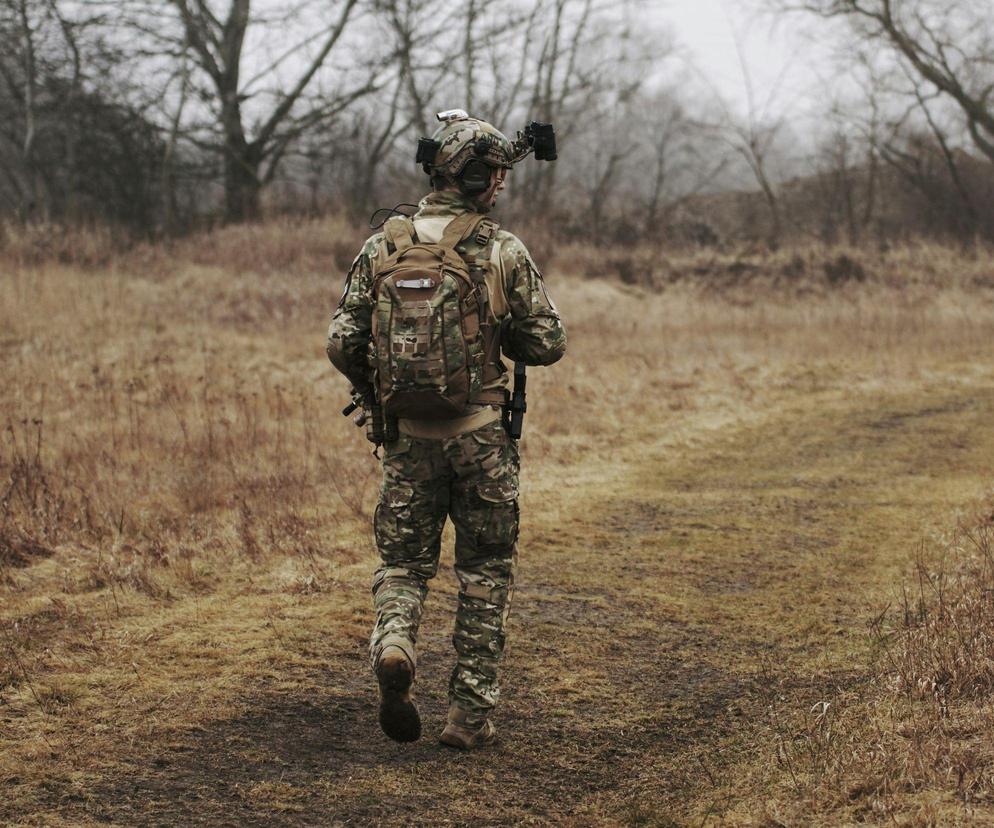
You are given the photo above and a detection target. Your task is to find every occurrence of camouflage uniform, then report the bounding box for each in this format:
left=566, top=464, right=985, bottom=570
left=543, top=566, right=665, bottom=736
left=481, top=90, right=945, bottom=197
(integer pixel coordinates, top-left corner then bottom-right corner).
left=327, top=191, right=566, bottom=726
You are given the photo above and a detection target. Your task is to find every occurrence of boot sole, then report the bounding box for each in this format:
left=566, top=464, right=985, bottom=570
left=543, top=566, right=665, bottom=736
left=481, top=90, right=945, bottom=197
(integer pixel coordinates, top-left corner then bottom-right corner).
left=377, top=659, right=421, bottom=743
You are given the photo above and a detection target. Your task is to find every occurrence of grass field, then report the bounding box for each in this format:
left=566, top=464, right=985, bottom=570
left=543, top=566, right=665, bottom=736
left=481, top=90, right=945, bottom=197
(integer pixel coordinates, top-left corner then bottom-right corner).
left=3, top=219, right=994, bottom=825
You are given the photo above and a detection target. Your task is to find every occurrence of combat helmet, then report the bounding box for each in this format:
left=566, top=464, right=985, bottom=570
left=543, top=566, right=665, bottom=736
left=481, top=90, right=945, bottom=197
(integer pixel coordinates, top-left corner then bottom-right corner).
left=416, top=110, right=514, bottom=196
left=415, top=109, right=559, bottom=196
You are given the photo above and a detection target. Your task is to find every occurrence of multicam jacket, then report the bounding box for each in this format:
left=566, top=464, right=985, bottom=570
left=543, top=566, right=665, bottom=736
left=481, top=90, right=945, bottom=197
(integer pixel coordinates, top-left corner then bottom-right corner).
left=327, top=191, right=567, bottom=437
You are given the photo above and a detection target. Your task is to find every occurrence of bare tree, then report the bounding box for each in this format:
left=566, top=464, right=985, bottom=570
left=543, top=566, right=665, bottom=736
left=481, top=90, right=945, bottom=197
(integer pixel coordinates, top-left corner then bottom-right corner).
left=349, top=74, right=417, bottom=214
left=518, top=0, right=596, bottom=210
left=887, top=86, right=980, bottom=231
left=0, top=0, right=51, bottom=218
left=375, top=0, right=441, bottom=136
left=806, top=67, right=882, bottom=245
left=631, top=92, right=730, bottom=240
left=0, top=0, right=159, bottom=225
left=366, top=0, right=461, bottom=197
left=126, top=0, right=381, bottom=222
left=160, top=34, right=193, bottom=232
left=791, top=1, right=994, bottom=165
left=711, top=26, right=798, bottom=247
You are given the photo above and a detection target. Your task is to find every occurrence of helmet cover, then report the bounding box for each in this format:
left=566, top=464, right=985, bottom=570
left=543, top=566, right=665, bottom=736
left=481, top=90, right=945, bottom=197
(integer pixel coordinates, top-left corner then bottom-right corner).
left=427, top=114, right=513, bottom=179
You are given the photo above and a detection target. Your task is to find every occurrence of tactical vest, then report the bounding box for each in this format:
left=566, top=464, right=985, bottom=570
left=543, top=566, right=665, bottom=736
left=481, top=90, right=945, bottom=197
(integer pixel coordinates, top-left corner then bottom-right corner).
left=370, top=212, right=505, bottom=420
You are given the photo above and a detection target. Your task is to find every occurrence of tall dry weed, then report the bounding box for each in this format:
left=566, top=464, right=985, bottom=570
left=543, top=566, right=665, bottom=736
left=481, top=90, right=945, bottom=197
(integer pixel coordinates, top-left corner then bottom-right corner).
left=767, top=507, right=994, bottom=821
left=139, top=213, right=365, bottom=278
left=890, top=525, right=994, bottom=704
left=0, top=220, right=127, bottom=269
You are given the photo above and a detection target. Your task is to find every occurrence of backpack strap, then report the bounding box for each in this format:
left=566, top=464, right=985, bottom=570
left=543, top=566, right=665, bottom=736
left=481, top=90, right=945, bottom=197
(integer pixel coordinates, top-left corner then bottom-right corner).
left=463, top=218, right=504, bottom=394
left=439, top=212, right=487, bottom=248
left=430, top=211, right=506, bottom=403
left=486, top=236, right=510, bottom=319
left=383, top=216, right=416, bottom=252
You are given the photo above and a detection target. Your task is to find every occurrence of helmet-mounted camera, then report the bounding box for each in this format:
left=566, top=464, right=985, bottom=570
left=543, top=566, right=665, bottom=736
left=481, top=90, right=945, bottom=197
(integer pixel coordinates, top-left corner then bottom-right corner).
left=436, top=108, right=469, bottom=123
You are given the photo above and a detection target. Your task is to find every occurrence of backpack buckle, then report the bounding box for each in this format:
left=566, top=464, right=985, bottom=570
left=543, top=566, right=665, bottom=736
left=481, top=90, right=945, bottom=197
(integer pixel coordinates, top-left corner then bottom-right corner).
left=475, top=219, right=497, bottom=247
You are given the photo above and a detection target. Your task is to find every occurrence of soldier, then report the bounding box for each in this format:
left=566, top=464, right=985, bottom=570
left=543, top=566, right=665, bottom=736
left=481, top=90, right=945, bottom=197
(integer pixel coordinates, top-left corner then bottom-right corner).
left=326, top=110, right=566, bottom=749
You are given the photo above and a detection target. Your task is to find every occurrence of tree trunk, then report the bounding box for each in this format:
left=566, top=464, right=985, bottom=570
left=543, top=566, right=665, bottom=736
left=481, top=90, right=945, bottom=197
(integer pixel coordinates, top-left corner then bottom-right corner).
left=224, top=147, right=261, bottom=222
left=221, top=93, right=260, bottom=222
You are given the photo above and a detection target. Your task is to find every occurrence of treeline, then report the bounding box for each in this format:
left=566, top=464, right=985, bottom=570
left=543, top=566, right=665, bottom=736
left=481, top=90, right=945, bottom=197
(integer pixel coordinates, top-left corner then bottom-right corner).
left=1, top=0, right=992, bottom=247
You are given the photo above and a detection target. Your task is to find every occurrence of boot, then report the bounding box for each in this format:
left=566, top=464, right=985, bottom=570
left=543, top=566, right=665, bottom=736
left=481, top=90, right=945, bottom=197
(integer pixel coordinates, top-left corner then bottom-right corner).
left=439, top=705, right=497, bottom=750
left=375, top=645, right=420, bottom=743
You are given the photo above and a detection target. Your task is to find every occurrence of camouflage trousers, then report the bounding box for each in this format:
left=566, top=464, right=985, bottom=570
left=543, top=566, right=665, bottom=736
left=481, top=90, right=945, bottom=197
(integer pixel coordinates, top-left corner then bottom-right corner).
left=369, top=418, right=519, bottom=726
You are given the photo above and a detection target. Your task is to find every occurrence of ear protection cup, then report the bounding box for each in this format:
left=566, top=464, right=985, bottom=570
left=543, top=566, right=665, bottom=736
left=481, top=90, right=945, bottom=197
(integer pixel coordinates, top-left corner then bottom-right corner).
left=458, top=159, right=492, bottom=196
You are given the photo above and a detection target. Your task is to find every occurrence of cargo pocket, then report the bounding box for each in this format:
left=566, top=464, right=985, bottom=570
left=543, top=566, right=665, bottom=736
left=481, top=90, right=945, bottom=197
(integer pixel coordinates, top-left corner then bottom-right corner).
left=477, top=477, right=516, bottom=503
left=374, top=482, right=415, bottom=558
left=467, top=421, right=512, bottom=473
left=463, top=580, right=510, bottom=608
left=474, top=477, right=519, bottom=550
left=470, top=421, right=508, bottom=447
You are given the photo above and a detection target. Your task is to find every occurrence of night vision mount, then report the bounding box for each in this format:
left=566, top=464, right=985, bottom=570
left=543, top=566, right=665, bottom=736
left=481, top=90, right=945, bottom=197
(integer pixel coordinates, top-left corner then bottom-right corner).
left=511, top=121, right=557, bottom=163
left=415, top=110, right=558, bottom=173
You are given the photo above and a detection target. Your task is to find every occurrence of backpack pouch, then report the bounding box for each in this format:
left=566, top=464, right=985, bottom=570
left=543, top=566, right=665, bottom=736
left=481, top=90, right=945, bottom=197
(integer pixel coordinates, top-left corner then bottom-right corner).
left=372, top=215, right=496, bottom=420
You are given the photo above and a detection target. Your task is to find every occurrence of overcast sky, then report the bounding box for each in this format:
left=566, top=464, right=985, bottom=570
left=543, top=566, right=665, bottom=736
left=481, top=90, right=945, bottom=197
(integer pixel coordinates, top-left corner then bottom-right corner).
left=660, top=0, right=835, bottom=122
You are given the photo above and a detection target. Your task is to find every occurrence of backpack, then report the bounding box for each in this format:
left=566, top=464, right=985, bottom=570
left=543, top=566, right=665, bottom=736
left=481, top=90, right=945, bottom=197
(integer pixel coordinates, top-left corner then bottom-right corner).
left=371, top=212, right=505, bottom=420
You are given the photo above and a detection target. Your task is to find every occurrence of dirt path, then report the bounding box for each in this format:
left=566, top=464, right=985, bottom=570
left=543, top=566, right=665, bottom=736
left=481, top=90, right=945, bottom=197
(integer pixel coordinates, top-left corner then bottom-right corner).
left=8, top=379, right=994, bottom=827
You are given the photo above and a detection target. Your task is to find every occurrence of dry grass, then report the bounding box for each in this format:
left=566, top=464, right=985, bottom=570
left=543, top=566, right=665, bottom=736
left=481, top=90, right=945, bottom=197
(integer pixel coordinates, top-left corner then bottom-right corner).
left=753, top=507, right=994, bottom=826
left=552, top=234, right=994, bottom=293
left=3, top=217, right=994, bottom=824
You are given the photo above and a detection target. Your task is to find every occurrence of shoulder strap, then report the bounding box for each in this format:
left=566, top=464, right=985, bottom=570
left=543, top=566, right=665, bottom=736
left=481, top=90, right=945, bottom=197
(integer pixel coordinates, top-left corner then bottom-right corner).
left=383, top=216, right=416, bottom=252
left=460, top=220, right=504, bottom=389
left=485, top=236, right=509, bottom=319
left=439, top=212, right=487, bottom=249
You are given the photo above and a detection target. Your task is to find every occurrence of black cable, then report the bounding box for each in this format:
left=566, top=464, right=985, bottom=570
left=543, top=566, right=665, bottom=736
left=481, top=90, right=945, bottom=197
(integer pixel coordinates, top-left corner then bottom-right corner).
left=368, top=202, right=419, bottom=230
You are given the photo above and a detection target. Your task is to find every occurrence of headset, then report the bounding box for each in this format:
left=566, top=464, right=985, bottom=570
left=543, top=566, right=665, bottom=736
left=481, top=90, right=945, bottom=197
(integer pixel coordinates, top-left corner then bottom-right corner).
left=459, top=158, right=493, bottom=196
